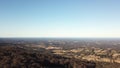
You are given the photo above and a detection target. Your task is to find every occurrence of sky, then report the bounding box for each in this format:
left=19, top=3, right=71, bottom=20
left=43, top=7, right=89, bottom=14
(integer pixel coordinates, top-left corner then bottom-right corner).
left=0, top=0, right=120, bottom=38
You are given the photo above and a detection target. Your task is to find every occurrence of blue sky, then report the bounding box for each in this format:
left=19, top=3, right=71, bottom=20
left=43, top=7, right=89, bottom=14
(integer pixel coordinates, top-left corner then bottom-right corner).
left=0, top=0, right=120, bottom=38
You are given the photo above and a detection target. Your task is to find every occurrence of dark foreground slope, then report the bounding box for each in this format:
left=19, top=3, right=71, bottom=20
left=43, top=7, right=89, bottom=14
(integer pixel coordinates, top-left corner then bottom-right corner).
left=0, top=45, right=95, bottom=68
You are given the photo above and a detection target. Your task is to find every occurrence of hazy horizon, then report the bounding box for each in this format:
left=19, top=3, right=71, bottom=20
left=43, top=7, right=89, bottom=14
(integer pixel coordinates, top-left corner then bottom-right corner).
left=0, top=0, right=120, bottom=38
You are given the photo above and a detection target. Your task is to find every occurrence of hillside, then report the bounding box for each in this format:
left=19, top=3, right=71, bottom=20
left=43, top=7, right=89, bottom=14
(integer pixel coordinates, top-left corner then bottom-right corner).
left=0, top=45, right=95, bottom=68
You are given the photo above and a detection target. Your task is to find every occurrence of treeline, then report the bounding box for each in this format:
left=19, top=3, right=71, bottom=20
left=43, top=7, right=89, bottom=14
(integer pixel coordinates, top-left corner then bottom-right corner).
left=0, top=45, right=95, bottom=68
